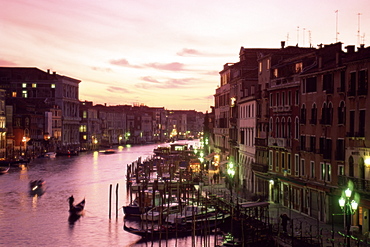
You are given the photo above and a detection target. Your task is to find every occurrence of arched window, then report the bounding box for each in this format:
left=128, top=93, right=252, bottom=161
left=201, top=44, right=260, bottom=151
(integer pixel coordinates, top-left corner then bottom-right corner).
left=276, top=118, right=280, bottom=138
left=287, top=117, right=292, bottom=139
left=281, top=117, right=286, bottom=138
left=269, top=118, right=273, bottom=137
left=300, top=104, right=306, bottom=124
left=327, top=102, right=333, bottom=125
left=311, top=103, right=317, bottom=124
left=338, top=101, right=345, bottom=125
left=321, top=102, right=327, bottom=125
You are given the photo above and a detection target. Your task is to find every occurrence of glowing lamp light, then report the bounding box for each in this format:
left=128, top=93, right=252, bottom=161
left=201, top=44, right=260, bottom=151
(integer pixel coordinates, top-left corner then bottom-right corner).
left=339, top=197, right=345, bottom=208
left=365, top=157, right=370, bottom=166
left=345, top=188, right=352, bottom=198
left=351, top=200, right=358, bottom=211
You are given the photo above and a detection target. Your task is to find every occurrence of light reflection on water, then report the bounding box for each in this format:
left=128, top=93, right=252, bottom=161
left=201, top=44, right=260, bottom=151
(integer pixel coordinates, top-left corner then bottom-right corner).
left=0, top=141, right=215, bottom=247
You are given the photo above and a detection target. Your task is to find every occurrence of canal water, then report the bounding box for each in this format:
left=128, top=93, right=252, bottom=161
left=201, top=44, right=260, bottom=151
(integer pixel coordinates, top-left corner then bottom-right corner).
left=0, top=141, right=216, bottom=247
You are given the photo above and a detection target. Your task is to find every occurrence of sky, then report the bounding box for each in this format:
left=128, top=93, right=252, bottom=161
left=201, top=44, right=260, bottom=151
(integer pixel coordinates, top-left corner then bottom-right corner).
left=1, top=0, right=369, bottom=113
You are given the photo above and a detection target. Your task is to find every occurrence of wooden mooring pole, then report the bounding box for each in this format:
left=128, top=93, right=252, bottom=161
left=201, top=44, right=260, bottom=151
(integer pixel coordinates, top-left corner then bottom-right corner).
left=115, top=183, right=119, bottom=218
left=109, top=184, right=112, bottom=219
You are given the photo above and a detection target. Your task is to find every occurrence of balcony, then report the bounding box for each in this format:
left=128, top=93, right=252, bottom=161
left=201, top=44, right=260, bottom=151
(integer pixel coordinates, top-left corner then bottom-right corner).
left=268, top=137, right=289, bottom=148
left=338, top=175, right=370, bottom=194
left=251, top=162, right=268, bottom=173
left=255, top=137, right=267, bottom=147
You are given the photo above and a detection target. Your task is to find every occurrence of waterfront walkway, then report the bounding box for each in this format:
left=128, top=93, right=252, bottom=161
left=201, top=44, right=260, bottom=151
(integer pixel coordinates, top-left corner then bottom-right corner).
left=201, top=172, right=370, bottom=247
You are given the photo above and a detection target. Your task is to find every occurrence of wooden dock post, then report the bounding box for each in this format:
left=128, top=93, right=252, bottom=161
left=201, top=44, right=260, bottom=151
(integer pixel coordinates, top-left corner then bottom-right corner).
left=115, top=183, right=119, bottom=218
left=109, top=184, right=112, bottom=219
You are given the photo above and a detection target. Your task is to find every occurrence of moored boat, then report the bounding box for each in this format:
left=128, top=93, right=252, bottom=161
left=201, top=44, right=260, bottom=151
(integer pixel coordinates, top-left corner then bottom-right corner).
left=166, top=203, right=216, bottom=225
left=141, top=203, right=180, bottom=222
left=0, top=164, right=10, bottom=174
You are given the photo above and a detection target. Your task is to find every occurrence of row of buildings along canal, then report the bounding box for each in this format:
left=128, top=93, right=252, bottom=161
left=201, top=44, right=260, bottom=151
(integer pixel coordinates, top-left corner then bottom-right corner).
left=2, top=41, right=370, bottom=242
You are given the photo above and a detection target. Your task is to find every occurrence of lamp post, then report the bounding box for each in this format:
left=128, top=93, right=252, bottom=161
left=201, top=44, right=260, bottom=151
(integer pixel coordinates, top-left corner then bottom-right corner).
left=227, top=162, right=235, bottom=203
left=338, top=185, right=359, bottom=247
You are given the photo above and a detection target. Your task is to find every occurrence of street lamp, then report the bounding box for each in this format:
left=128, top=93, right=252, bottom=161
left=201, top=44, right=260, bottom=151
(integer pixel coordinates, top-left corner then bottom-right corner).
left=339, top=182, right=359, bottom=247
left=227, top=162, right=235, bottom=202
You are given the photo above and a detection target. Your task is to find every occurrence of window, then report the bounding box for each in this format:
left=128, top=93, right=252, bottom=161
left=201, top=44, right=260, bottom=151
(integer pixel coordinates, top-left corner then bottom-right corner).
left=281, top=152, right=285, bottom=169
left=358, top=70, right=368, bottom=95
left=295, top=62, right=302, bottom=73
left=51, top=84, right=56, bottom=88
left=295, top=117, right=299, bottom=139
left=267, top=59, right=270, bottom=70
left=310, top=136, right=316, bottom=152
left=310, top=103, right=317, bottom=124
left=32, top=83, right=37, bottom=88
left=295, top=154, right=299, bottom=176
left=275, top=152, right=279, bottom=172
left=22, top=83, right=27, bottom=88
left=326, top=164, right=331, bottom=182
left=274, top=69, right=278, bottom=78
left=359, top=110, right=365, bottom=137
left=287, top=153, right=291, bottom=174
left=259, top=62, right=262, bottom=73
left=12, top=92, right=17, bottom=97
left=320, top=163, right=325, bottom=180
left=295, top=90, right=299, bottom=105
left=83, top=111, right=87, bottom=119
left=269, top=150, right=273, bottom=170
left=323, top=73, right=333, bottom=93
left=348, top=71, right=356, bottom=96
left=338, top=101, right=345, bottom=125
left=338, top=165, right=344, bottom=176
left=300, top=135, right=306, bottom=151
left=300, top=104, right=306, bottom=124
left=310, top=161, right=315, bottom=178
left=22, top=90, right=28, bottom=98
left=301, top=159, right=305, bottom=176
left=306, top=77, right=317, bottom=93
left=349, top=111, right=355, bottom=137
left=79, top=125, right=87, bottom=132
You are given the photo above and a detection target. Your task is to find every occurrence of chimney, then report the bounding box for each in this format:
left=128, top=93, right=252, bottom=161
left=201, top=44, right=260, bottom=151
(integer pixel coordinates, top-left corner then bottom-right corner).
left=345, top=45, right=355, bottom=54
left=281, top=41, right=285, bottom=49
left=47, top=69, right=50, bottom=74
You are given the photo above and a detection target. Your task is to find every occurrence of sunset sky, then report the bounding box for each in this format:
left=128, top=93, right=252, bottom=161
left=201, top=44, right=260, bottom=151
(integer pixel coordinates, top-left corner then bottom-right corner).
left=1, top=0, right=369, bottom=112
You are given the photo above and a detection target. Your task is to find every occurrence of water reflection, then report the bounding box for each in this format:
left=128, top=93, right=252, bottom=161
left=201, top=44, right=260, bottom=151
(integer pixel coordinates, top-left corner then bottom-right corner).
left=0, top=141, right=205, bottom=246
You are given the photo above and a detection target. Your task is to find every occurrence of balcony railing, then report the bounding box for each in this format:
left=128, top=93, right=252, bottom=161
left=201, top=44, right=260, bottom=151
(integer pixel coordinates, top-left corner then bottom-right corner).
left=338, top=175, right=370, bottom=193
left=251, top=162, right=268, bottom=173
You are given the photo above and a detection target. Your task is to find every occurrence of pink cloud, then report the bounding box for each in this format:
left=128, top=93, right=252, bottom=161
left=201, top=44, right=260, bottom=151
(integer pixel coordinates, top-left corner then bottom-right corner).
left=145, top=62, right=184, bottom=71
left=110, top=59, right=141, bottom=68
left=0, top=59, right=17, bottom=66
left=107, top=86, right=131, bottom=94
left=176, top=48, right=204, bottom=56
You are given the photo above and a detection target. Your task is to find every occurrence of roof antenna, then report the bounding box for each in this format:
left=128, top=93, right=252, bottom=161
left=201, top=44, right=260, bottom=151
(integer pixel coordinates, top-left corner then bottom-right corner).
left=297, top=26, right=300, bottom=46
left=335, top=10, right=339, bottom=42
left=358, top=13, right=362, bottom=47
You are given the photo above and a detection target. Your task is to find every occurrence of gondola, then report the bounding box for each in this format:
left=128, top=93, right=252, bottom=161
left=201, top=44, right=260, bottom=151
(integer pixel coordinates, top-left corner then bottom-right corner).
left=29, top=179, right=46, bottom=196
left=68, top=195, right=85, bottom=218
left=0, top=164, right=10, bottom=174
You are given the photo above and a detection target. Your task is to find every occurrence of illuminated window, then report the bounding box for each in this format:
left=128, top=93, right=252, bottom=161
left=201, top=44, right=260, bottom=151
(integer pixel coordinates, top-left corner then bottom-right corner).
left=295, top=62, right=302, bottom=73
left=32, top=83, right=37, bottom=88
left=267, top=59, right=270, bottom=70
left=273, top=69, right=278, bottom=78
left=22, top=83, right=27, bottom=88
left=12, top=92, right=17, bottom=97
left=79, top=125, right=87, bottom=132
left=83, top=135, right=87, bottom=140
left=22, top=90, right=28, bottom=98
left=259, top=62, right=262, bottom=73
left=51, top=84, right=56, bottom=88
left=83, top=111, right=87, bottom=118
